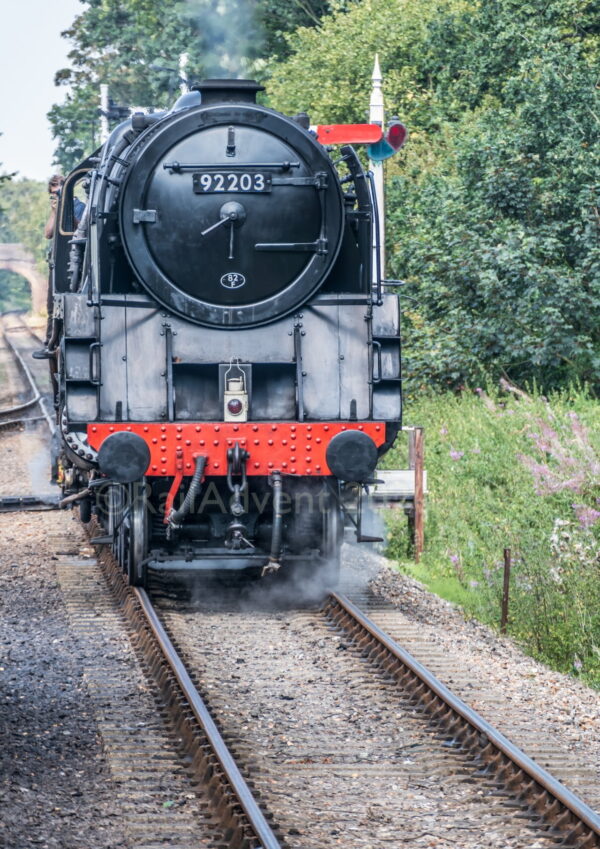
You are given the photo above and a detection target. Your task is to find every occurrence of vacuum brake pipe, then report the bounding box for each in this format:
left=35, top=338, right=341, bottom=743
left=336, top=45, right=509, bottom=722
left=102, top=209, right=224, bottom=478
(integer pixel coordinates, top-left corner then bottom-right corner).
left=168, top=455, right=207, bottom=528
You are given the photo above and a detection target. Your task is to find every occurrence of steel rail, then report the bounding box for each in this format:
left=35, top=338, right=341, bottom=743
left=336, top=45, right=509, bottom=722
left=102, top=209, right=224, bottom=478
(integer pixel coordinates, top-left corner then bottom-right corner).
left=2, top=329, right=55, bottom=434
left=0, top=494, right=61, bottom=512
left=4, top=323, right=46, bottom=346
left=328, top=592, right=600, bottom=846
left=0, top=415, right=45, bottom=431
left=134, top=585, right=283, bottom=849
left=0, top=393, right=41, bottom=417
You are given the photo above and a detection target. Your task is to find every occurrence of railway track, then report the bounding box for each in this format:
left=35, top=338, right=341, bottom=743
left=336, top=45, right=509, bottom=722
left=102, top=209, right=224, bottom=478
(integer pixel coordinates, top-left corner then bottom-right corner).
left=0, top=312, right=60, bottom=510
left=82, top=533, right=600, bottom=849
left=68, top=526, right=284, bottom=849
left=324, top=592, right=600, bottom=846
left=0, top=312, right=54, bottom=434
left=1, top=312, right=597, bottom=845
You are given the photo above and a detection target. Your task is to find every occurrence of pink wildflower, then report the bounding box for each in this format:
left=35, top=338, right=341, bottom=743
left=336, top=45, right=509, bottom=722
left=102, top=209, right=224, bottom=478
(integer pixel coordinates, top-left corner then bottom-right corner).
left=572, top=504, right=600, bottom=529
left=450, top=450, right=464, bottom=461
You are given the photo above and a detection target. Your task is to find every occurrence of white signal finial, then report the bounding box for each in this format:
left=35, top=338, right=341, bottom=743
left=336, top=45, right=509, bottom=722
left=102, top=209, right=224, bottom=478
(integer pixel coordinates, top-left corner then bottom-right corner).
left=369, top=54, right=385, bottom=279
left=372, top=53, right=382, bottom=83
left=370, top=54, right=384, bottom=121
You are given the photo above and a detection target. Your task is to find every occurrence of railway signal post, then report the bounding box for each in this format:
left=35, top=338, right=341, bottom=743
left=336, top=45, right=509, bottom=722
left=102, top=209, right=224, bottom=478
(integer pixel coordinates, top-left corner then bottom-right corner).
left=369, top=54, right=385, bottom=278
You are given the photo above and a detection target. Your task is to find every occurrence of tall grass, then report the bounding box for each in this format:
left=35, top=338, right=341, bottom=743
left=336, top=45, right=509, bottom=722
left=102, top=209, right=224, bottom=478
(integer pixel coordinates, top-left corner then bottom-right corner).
left=384, top=386, right=600, bottom=686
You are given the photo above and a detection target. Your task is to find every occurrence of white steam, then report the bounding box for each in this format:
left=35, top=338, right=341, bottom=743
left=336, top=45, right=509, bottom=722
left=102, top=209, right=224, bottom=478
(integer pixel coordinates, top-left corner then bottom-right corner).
left=185, top=0, right=263, bottom=78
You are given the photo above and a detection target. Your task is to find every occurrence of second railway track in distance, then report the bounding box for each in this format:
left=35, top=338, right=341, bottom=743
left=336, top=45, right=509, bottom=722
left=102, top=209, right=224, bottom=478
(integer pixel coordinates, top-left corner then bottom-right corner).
left=0, top=312, right=55, bottom=434
left=87, top=534, right=600, bottom=849
left=0, top=312, right=59, bottom=511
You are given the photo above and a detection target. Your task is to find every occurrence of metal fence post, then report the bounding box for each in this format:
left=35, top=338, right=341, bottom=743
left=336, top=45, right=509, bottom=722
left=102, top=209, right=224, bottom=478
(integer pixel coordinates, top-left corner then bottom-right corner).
left=501, top=548, right=511, bottom=633
left=413, top=428, right=424, bottom=562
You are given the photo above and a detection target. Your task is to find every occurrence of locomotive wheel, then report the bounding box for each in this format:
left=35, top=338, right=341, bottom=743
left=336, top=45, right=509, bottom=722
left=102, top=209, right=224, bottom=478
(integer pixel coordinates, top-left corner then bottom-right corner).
left=126, top=480, right=149, bottom=587
left=79, top=495, right=92, bottom=525
left=106, top=484, right=124, bottom=561
left=321, top=499, right=343, bottom=588
left=288, top=498, right=342, bottom=592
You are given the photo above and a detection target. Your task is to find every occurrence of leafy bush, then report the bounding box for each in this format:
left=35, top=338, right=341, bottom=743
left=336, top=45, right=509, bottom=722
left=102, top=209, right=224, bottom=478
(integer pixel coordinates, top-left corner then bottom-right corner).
left=0, top=270, right=31, bottom=312
left=267, top=0, right=600, bottom=392
left=385, top=387, right=600, bottom=685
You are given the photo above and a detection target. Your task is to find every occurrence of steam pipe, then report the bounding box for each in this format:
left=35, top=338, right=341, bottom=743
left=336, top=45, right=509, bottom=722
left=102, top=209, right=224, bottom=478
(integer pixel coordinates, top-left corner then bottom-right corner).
left=168, top=455, right=206, bottom=527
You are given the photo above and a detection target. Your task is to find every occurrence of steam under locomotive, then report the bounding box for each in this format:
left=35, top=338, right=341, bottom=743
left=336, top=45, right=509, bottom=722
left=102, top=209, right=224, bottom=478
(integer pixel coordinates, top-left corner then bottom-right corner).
left=49, top=79, right=402, bottom=587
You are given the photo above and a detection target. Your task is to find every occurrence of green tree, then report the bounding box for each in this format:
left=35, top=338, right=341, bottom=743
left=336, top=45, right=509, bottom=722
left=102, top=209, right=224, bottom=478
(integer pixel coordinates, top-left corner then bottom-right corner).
left=267, top=0, right=600, bottom=393
left=0, top=270, right=31, bottom=313
left=49, top=0, right=342, bottom=171
left=0, top=148, right=31, bottom=313
left=258, top=0, right=349, bottom=58
left=388, top=1, right=600, bottom=391
left=0, top=179, right=49, bottom=274
left=49, top=0, right=205, bottom=171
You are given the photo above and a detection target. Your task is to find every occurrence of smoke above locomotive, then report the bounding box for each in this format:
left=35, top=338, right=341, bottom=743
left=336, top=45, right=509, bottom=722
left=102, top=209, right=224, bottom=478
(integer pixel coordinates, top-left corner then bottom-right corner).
left=184, top=0, right=264, bottom=78
left=51, top=79, right=402, bottom=589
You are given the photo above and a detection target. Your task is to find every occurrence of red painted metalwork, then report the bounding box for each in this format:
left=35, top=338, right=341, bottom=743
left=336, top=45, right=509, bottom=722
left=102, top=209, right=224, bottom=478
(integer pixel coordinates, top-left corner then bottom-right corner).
left=87, top=422, right=387, bottom=477
left=314, top=124, right=383, bottom=145
left=163, top=446, right=186, bottom=517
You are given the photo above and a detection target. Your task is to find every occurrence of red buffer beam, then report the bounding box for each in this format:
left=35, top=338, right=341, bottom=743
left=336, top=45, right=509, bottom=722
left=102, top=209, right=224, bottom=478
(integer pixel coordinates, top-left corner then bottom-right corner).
left=87, top=421, right=388, bottom=477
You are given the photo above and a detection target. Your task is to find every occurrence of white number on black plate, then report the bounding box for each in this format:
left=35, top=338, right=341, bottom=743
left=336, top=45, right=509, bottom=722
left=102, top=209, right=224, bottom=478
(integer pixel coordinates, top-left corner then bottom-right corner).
left=193, top=172, right=271, bottom=193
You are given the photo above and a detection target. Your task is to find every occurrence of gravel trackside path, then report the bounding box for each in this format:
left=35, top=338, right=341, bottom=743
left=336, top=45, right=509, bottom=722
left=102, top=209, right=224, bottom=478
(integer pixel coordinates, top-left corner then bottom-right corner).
left=0, top=511, right=126, bottom=849
left=0, top=511, right=221, bottom=849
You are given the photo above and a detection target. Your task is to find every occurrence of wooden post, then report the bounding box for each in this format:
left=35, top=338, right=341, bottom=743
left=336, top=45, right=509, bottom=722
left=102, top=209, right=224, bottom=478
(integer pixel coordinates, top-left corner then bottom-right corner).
left=413, top=427, right=424, bottom=562
left=500, top=548, right=511, bottom=633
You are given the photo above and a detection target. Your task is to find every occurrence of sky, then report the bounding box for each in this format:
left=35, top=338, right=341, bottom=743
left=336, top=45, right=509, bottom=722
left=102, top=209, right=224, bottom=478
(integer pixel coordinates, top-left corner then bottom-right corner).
left=0, top=0, right=83, bottom=182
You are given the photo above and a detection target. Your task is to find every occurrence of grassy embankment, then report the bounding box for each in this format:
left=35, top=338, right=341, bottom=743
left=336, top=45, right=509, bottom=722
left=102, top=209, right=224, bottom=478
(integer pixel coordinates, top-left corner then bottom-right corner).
left=383, top=387, right=600, bottom=688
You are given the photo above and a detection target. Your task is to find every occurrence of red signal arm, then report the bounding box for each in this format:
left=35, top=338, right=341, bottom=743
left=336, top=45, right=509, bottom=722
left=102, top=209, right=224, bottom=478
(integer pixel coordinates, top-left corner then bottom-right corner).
left=313, top=123, right=383, bottom=145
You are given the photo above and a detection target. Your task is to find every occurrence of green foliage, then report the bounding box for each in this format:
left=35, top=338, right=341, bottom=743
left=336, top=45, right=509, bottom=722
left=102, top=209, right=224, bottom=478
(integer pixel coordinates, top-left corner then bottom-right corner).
left=48, top=89, right=103, bottom=173
left=0, top=179, right=50, bottom=274
left=384, top=388, right=600, bottom=685
left=50, top=0, right=205, bottom=171
left=258, top=0, right=344, bottom=58
left=389, top=32, right=600, bottom=391
left=267, top=0, right=468, bottom=122
left=0, top=270, right=31, bottom=312
left=0, top=143, right=32, bottom=311
left=49, top=0, right=340, bottom=171
left=267, top=0, right=600, bottom=393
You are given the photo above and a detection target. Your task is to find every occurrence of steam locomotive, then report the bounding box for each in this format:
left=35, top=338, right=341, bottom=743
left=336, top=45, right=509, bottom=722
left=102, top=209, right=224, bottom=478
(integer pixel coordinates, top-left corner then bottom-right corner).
left=50, top=79, right=402, bottom=586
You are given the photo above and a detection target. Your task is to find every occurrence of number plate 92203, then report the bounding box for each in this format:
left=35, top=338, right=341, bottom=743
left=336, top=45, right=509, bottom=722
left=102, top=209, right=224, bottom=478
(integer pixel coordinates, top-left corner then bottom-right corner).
left=193, top=172, right=272, bottom=193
